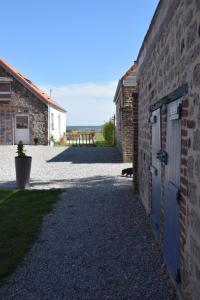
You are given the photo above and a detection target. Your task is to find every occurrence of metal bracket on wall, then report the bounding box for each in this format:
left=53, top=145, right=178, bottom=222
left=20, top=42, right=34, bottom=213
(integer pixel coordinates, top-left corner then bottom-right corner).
left=150, top=83, right=188, bottom=112
left=176, top=268, right=181, bottom=284
left=156, top=150, right=168, bottom=165
left=149, top=115, right=157, bottom=124
left=148, top=165, right=158, bottom=176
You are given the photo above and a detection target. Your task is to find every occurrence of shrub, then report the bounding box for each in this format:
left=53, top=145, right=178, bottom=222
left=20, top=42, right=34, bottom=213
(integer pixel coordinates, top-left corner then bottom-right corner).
left=59, top=135, right=67, bottom=145
left=102, top=120, right=115, bottom=145
left=17, top=141, right=26, bottom=158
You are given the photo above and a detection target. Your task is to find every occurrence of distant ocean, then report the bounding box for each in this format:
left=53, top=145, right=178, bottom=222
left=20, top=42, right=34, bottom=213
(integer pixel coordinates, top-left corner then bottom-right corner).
left=66, top=125, right=102, bottom=132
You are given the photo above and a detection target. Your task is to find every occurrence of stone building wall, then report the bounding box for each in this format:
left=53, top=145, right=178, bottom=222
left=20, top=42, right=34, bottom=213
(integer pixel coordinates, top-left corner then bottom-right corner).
left=136, top=0, right=200, bottom=298
left=115, top=84, right=136, bottom=162
left=121, top=86, right=135, bottom=162
left=115, top=89, right=123, bottom=154
left=132, top=91, right=139, bottom=192
left=0, top=66, right=48, bottom=145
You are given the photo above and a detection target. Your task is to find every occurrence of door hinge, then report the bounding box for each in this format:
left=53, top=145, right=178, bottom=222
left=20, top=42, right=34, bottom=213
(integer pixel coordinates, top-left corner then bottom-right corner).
left=149, top=115, right=157, bottom=124
left=176, top=190, right=181, bottom=205
left=149, top=165, right=158, bottom=176
left=176, top=268, right=181, bottom=284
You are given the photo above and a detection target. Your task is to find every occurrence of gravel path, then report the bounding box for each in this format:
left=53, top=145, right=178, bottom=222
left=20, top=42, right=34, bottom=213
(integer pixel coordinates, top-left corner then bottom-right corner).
left=0, top=146, right=128, bottom=189
left=0, top=146, right=178, bottom=299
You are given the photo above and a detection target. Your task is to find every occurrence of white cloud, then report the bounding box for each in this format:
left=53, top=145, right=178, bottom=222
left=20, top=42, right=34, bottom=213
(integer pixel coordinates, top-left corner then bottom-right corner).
left=39, top=81, right=117, bottom=126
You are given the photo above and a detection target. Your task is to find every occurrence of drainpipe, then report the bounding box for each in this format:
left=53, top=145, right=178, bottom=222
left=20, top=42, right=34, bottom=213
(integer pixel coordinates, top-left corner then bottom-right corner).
left=48, top=104, right=50, bottom=145
left=12, top=115, right=15, bottom=145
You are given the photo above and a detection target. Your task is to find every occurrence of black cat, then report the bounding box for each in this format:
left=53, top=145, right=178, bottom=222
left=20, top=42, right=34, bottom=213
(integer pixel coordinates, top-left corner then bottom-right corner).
left=121, top=168, right=133, bottom=177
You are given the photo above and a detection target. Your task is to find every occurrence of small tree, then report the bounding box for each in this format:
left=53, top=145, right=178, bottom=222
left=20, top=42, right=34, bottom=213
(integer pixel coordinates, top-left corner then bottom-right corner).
left=16, top=141, right=26, bottom=158
left=103, top=119, right=115, bottom=145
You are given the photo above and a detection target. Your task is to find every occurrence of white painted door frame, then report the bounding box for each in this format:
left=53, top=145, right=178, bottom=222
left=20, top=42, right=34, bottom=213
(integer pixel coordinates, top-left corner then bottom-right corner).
left=15, top=114, right=30, bottom=145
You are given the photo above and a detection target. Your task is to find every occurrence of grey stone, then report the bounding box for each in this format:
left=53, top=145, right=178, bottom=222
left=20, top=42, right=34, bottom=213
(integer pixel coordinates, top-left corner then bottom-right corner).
left=189, top=43, right=200, bottom=64
left=195, top=264, right=200, bottom=281
left=190, top=236, right=200, bottom=263
left=195, top=155, right=200, bottom=181
left=193, top=129, right=200, bottom=150
left=196, top=0, right=200, bottom=10
left=187, top=21, right=197, bottom=49
left=197, top=105, right=200, bottom=126
left=188, top=156, right=194, bottom=178
left=193, top=64, right=200, bottom=87
left=184, top=9, right=194, bottom=26
left=188, top=182, right=197, bottom=205
left=190, top=209, right=200, bottom=235
left=192, top=93, right=199, bottom=106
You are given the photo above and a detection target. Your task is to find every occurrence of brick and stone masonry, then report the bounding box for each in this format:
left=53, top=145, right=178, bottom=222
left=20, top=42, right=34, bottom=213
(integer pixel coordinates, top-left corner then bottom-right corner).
left=114, top=64, right=137, bottom=162
left=0, top=66, right=48, bottom=145
left=135, top=0, right=200, bottom=299
left=0, top=60, right=66, bottom=146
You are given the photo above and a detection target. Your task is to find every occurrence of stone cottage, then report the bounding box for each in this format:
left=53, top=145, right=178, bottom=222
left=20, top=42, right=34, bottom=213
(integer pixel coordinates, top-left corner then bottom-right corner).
left=0, top=59, right=66, bottom=145
left=134, top=0, right=200, bottom=299
left=113, top=63, right=137, bottom=162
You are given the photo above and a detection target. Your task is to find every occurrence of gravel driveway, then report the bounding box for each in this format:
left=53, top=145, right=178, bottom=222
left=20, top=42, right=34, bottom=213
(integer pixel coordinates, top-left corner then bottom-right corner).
left=0, top=146, right=178, bottom=299
left=0, top=146, right=127, bottom=189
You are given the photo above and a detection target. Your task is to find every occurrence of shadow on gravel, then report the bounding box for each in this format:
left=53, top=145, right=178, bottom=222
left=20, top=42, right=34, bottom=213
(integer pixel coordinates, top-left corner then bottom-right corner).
left=0, top=176, right=132, bottom=190
left=47, top=147, right=122, bottom=164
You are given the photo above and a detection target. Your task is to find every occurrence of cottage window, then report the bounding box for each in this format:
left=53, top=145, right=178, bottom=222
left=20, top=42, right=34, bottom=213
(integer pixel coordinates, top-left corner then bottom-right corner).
left=51, top=113, right=54, bottom=130
left=16, top=116, right=29, bottom=129
left=0, top=82, right=11, bottom=100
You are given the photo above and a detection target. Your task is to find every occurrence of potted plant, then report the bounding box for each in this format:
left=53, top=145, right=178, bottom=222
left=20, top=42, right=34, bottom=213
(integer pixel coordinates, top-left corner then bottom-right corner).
left=34, top=137, right=39, bottom=145
left=15, top=141, right=32, bottom=190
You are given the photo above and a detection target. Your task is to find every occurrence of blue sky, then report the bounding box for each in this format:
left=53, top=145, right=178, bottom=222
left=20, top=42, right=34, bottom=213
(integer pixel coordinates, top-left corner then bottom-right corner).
left=1, top=0, right=159, bottom=125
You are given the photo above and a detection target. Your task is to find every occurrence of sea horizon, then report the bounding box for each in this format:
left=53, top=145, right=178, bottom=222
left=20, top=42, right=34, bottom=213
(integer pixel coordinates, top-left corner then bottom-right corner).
left=66, top=125, right=102, bottom=132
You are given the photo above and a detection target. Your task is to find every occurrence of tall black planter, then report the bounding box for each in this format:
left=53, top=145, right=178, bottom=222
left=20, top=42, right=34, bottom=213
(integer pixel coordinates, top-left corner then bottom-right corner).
left=15, top=156, right=32, bottom=190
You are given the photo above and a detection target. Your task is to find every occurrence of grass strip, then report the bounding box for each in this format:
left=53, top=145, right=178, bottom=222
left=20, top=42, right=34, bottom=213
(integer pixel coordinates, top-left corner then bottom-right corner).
left=0, top=189, right=62, bottom=280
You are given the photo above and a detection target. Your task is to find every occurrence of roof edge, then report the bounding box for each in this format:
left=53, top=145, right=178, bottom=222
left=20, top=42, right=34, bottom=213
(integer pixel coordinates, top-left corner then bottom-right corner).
left=136, top=0, right=162, bottom=62
left=136, top=0, right=179, bottom=76
left=113, top=62, right=137, bottom=103
left=0, top=59, right=66, bottom=113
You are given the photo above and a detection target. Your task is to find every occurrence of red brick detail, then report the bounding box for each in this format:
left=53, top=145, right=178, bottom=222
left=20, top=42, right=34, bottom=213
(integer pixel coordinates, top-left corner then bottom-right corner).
left=182, top=109, right=189, bottom=117
left=181, top=158, right=187, bottom=166
left=187, top=120, right=196, bottom=129
left=182, top=99, right=189, bottom=108
left=181, top=176, right=188, bottom=188
left=181, top=148, right=188, bottom=156
left=181, top=129, right=188, bottom=137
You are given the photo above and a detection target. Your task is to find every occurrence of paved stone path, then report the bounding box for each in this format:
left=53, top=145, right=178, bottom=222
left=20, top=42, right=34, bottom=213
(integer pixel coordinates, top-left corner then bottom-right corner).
left=0, top=146, right=178, bottom=299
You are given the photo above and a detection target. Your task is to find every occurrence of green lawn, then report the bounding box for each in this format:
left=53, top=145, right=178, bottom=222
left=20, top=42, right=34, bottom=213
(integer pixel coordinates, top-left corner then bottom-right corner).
left=54, top=131, right=114, bottom=147
left=95, top=132, right=114, bottom=147
left=0, top=189, right=62, bottom=281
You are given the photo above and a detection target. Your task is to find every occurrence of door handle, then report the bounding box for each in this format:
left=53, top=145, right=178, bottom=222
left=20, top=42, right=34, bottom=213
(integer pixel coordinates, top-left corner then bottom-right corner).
left=156, top=150, right=168, bottom=165
left=149, top=165, right=158, bottom=176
